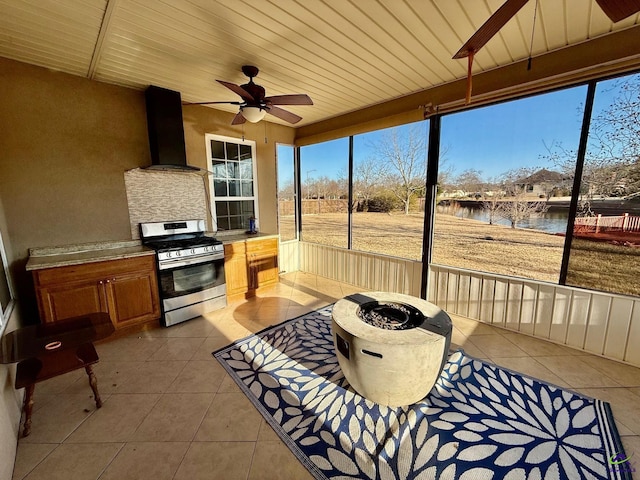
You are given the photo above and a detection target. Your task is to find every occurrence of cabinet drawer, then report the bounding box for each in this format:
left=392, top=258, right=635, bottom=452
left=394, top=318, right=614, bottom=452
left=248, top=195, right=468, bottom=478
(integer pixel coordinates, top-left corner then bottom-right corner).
left=224, top=241, right=246, bottom=256
left=34, top=255, right=156, bottom=286
left=246, top=238, right=278, bottom=254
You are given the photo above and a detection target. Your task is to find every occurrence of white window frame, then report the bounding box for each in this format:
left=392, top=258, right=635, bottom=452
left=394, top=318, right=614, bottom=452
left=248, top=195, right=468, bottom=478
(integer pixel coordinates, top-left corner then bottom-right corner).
left=205, top=133, right=259, bottom=233
left=0, top=230, right=15, bottom=335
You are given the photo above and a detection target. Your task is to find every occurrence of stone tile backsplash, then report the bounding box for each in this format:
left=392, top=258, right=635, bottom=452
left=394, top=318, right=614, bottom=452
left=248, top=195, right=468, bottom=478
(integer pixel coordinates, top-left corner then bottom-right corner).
left=124, top=168, right=209, bottom=238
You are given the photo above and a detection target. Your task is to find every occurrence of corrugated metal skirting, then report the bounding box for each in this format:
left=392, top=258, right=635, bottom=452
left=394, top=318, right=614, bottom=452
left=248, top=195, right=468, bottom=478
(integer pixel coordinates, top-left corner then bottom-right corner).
left=298, top=241, right=422, bottom=297
left=429, top=264, right=640, bottom=368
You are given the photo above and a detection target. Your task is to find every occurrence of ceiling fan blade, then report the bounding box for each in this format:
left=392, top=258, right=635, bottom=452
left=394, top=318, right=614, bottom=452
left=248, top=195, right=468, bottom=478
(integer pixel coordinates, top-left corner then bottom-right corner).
left=184, top=101, right=242, bottom=105
left=595, top=0, right=640, bottom=22
left=267, top=106, right=303, bottom=124
left=216, top=80, right=255, bottom=101
left=231, top=112, right=246, bottom=125
left=263, top=94, right=313, bottom=106
left=453, top=0, right=529, bottom=59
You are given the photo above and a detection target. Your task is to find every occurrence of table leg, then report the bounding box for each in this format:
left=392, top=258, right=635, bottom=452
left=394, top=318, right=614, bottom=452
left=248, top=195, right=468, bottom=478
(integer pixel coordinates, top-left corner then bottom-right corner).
left=85, top=365, right=102, bottom=408
left=22, top=384, right=35, bottom=437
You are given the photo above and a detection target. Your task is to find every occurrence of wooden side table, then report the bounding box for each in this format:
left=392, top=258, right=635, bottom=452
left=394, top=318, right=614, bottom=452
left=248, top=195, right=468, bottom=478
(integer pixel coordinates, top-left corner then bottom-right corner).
left=0, top=312, right=114, bottom=437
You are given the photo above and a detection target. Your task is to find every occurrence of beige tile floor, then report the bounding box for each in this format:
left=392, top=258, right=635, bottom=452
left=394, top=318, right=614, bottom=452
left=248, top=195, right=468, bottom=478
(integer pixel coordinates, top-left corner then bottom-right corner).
left=12, top=272, right=640, bottom=479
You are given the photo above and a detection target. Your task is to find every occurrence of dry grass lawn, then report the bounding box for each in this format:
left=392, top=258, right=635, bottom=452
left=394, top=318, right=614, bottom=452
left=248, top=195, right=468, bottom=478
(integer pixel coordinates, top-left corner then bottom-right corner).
left=566, top=238, right=640, bottom=296
left=291, top=212, right=565, bottom=282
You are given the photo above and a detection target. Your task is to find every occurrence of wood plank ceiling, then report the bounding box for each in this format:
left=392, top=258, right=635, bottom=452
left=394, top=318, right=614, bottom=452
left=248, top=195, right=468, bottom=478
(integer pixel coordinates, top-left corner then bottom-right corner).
left=0, top=0, right=638, bottom=127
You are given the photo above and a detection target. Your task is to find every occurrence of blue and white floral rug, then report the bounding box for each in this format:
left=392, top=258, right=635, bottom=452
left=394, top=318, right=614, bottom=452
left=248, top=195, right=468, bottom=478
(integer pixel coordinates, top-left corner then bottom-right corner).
left=213, top=305, right=632, bottom=480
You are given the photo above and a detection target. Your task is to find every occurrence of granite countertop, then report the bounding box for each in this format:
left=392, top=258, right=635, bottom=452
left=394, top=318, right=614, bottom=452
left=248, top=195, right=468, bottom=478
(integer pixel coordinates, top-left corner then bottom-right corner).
left=26, top=240, right=155, bottom=271
left=214, top=232, right=279, bottom=244
left=26, top=233, right=279, bottom=271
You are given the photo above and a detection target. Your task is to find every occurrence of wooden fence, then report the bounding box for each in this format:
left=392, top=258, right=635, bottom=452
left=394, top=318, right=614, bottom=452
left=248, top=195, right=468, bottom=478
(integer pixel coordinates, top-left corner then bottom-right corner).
left=574, top=213, right=640, bottom=234
left=279, top=199, right=349, bottom=216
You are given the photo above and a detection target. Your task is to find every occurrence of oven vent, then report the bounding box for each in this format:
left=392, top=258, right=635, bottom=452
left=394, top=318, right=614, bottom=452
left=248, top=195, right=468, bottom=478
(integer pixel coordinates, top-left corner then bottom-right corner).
left=144, top=85, right=199, bottom=172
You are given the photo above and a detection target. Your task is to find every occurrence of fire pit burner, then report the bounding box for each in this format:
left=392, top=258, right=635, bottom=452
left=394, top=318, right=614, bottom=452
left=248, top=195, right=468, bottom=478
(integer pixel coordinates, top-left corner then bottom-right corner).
left=357, top=301, right=424, bottom=330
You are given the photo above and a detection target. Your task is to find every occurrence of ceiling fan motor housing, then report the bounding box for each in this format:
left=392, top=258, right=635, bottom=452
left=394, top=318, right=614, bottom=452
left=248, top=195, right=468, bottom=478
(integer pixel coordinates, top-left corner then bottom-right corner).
left=239, top=65, right=266, bottom=107
left=241, top=82, right=266, bottom=106
left=241, top=65, right=259, bottom=78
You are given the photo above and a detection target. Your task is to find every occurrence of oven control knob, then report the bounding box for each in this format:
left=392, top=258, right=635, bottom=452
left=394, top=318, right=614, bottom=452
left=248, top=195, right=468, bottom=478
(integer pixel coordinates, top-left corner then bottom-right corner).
left=175, top=251, right=181, bottom=257
left=191, top=249, right=196, bottom=254
left=166, top=252, right=171, bottom=258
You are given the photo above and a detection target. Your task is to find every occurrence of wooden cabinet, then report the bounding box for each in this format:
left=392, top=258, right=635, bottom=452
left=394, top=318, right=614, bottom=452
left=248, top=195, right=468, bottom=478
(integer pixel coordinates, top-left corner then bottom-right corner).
left=33, top=255, right=160, bottom=328
left=247, top=238, right=279, bottom=290
left=223, top=241, right=248, bottom=299
left=224, top=237, right=278, bottom=302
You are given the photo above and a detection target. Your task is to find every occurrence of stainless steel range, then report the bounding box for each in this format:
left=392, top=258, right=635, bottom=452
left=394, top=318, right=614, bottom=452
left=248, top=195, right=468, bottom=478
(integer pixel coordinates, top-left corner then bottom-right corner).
left=140, top=220, right=226, bottom=327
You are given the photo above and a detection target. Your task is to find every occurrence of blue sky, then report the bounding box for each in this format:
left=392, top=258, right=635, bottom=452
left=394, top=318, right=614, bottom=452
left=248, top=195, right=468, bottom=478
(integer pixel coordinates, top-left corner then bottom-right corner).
left=278, top=76, right=627, bottom=186
left=441, top=85, right=588, bottom=179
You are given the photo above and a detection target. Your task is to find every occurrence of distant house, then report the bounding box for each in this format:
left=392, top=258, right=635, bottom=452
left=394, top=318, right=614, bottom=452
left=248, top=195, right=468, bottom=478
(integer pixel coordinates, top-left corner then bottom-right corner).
left=514, top=169, right=568, bottom=198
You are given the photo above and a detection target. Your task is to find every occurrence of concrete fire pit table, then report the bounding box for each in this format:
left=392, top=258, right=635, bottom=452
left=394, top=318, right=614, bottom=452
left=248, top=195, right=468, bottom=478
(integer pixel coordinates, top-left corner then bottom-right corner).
left=332, top=292, right=452, bottom=407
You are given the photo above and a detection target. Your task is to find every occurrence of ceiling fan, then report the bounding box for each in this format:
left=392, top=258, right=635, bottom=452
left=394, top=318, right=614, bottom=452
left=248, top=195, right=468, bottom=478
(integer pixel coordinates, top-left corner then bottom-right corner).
left=453, top=0, right=640, bottom=104
left=190, top=65, right=313, bottom=125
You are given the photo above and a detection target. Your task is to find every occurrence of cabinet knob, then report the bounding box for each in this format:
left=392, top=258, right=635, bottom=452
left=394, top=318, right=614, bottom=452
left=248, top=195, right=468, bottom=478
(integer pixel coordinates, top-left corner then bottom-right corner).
left=98, top=281, right=103, bottom=285
left=105, top=279, right=110, bottom=284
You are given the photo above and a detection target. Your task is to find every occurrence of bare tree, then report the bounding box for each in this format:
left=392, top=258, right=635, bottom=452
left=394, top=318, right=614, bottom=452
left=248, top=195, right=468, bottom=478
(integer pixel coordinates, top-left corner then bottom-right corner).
left=437, top=144, right=454, bottom=194
left=482, top=194, right=503, bottom=225
left=369, top=126, right=427, bottom=214
left=337, top=158, right=388, bottom=211
left=496, top=196, right=548, bottom=228
left=353, top=157, right=388, bottom=211
left=543, top=73, right=640, bottom=205
left=278, top=179, right=295, bottom=200
left=455, top=168, right=484, bottom=197
left=496, top=170, right=548, bottom=228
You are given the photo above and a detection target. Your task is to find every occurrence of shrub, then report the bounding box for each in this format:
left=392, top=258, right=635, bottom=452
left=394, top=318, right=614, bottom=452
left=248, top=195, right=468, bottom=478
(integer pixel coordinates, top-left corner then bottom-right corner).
left=367, top=194, right=400, bottom=212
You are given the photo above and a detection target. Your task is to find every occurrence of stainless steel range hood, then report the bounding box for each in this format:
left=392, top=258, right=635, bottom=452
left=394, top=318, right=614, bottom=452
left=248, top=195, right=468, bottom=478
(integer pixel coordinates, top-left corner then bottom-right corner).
left=144, top=85, right=200, bottom=172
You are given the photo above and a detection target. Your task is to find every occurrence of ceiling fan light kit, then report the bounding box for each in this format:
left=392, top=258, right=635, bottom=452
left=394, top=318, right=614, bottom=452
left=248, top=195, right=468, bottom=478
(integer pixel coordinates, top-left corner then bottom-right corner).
left=240, top=106, right=266, bottom=123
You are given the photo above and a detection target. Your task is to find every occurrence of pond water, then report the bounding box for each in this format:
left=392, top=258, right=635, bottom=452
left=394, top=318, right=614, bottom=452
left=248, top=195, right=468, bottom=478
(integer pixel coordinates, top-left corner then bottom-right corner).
left=436, top=205, right=569, bottom=234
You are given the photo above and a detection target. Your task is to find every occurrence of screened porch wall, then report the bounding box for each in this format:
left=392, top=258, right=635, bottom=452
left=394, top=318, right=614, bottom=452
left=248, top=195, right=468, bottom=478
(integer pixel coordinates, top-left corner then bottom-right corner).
left=288, top=241, right=640, bottom=368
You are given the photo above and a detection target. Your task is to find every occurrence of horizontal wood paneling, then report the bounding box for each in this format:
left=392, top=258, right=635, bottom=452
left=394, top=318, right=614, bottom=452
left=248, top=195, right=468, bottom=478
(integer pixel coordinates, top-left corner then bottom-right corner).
left=429, top=264, right=640, bottom=368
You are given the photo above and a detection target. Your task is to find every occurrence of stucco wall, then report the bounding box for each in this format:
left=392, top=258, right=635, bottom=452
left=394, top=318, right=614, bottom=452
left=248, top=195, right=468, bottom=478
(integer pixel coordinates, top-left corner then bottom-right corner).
left=0, top=58, right=151, bottom=320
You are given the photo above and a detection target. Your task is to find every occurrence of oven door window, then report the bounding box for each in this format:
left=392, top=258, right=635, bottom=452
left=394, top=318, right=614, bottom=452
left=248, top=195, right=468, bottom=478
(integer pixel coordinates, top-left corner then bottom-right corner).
left=160, top=260, right=225, bottom=298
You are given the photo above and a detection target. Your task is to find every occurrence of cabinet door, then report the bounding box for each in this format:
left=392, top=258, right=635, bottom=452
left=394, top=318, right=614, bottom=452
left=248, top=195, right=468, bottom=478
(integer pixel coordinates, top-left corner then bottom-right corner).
left=105, top=271, right=160, bottom=328
left=250, top=254, right=279, bottom=289
left=38, top=280, right=107, bottom=323
left=246, top=238, right=279, bottom=290
left=224, top=244, right=249, bottom=297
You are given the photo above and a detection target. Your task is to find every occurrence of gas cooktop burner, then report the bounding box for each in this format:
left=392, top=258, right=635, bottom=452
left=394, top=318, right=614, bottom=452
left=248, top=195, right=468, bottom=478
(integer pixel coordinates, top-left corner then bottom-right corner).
left=357, top=301, right=425, bottom=330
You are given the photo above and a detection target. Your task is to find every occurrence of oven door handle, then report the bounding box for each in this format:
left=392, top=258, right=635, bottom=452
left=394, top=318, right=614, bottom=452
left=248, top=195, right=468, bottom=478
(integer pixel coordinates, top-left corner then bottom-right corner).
left=158, top=253, right=224, bottom=270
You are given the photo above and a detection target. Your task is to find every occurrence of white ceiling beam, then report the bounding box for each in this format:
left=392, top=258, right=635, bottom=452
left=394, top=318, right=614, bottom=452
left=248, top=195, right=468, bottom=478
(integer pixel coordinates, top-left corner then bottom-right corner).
left=88, top=0, right=119, bottom=79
